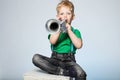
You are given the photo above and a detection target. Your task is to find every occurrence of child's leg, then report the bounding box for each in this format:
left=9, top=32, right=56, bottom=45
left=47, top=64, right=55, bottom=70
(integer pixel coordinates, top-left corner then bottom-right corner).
left=32, top=54, right=64, bottom=75
left=66, top=61, right=87, bottom=80
left=73, top=63, right=86, bottom=80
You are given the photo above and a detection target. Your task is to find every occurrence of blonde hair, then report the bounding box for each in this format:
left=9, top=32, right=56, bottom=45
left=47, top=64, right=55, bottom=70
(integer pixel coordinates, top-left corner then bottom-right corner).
left=56, top=0, right=74, bottom=15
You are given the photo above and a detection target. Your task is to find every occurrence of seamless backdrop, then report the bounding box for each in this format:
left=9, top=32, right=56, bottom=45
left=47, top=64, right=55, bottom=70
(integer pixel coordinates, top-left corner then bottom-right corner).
left=0, top=0, right=120, bottom=80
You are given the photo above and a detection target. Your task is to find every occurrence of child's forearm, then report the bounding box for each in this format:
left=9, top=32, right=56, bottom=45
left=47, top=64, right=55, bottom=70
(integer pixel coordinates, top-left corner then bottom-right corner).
left=68, top=29, right=83, bottom=49
left=49, top=31, right=60, bottom=45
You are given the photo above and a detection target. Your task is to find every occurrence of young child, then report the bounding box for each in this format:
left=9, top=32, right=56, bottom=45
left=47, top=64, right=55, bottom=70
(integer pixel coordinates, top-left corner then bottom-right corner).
left=32, top=0, right=87, bottom=80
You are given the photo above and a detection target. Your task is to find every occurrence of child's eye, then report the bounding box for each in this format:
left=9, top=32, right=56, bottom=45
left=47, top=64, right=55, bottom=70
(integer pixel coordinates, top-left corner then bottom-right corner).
left=67, top=12, right=71, bottom=15
left=60, top=13, right=64, bottom=15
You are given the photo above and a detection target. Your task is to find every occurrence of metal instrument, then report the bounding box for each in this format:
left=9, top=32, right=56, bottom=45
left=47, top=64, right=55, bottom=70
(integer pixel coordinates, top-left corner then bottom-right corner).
left=45, top=19, right=67, bottom=34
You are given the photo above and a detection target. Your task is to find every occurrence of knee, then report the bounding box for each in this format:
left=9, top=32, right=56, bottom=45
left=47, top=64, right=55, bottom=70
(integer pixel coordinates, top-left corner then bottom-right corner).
left=32, top=54, right=40, bottom=65
left=77, top=70, right=87, bottom=78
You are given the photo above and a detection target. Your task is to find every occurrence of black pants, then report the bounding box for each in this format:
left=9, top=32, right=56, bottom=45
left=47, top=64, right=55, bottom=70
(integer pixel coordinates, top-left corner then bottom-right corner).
left=32, top=52, right=87, bottom=80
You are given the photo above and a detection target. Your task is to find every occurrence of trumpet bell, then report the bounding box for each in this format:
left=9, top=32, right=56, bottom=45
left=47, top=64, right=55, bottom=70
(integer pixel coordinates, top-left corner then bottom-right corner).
left=46, top=19, right=60, bottom=34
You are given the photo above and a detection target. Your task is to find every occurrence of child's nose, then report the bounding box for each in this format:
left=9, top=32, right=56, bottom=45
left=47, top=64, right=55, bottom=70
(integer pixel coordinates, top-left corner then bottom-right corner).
left=64, top=15, right=67, bottom=19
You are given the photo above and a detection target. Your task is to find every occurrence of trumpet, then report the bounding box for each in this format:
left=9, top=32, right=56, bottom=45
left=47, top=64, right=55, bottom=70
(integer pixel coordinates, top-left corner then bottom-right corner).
left=45, top=19, right=67, bottom=34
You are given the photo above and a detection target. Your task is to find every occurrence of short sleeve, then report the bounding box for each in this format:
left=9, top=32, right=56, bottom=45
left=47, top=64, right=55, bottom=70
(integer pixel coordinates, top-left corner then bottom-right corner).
left=48, top=34, right=51, bottom=39
left=74, top=29, right=82, bottom=39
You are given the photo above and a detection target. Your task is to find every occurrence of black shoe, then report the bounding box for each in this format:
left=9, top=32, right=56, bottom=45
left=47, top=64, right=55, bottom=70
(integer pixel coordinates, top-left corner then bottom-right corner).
left=63, top=69, right=69, bottom=76
left=57, top=67, right=69, bottom=76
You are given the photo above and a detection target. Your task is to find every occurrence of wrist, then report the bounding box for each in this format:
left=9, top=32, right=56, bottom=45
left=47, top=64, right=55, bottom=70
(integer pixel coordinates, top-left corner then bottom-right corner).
left=67, top=29, right=72, bottom=33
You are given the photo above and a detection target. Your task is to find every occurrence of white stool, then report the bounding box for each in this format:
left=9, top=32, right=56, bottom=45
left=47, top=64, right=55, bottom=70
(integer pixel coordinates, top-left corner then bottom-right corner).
left=24, top=69, right=74, bottom=80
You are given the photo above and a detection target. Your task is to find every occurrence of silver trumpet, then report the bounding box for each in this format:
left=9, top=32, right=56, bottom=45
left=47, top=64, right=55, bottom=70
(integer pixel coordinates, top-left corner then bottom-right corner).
left=45, top=19, right=67, bottom=34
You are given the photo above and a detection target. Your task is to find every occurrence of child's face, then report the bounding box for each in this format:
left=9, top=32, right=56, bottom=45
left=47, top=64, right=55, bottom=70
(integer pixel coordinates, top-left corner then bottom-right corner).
left=57, top=6, right=74, bottom=24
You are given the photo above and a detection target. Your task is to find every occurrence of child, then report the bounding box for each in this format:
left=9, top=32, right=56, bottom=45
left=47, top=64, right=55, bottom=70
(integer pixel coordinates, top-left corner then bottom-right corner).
left=32, top=0, right=87, bottom=80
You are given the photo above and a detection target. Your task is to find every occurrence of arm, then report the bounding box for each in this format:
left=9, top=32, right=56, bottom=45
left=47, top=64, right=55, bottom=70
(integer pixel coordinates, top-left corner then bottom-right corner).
left=68, top=29, right=82, bottom=49
left=49, top=31, right=60, bottom=45
left=66, top=23, right=82, bottom=49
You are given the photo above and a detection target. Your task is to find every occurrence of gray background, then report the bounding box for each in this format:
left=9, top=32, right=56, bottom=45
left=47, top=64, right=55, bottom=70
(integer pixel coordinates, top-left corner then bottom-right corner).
left=0, top=0, right=120, bottom=80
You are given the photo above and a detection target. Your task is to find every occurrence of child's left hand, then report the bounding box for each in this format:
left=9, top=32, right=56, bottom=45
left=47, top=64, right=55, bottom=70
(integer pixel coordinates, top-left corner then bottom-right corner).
left=66, top=23, right=71, bottom=32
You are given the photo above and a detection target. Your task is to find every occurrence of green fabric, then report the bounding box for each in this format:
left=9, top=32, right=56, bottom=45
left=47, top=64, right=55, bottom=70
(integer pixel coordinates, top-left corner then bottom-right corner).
left=48, top=27, right=82, bottom=54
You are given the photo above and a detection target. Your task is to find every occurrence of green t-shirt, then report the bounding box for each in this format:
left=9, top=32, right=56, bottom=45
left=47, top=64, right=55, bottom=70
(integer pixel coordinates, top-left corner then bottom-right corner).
left=48, top=27, right=82, bottom=54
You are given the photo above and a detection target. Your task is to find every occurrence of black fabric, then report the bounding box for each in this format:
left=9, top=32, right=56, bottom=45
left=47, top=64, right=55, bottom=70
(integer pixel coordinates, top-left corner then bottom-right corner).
left=32, top=53, right=87, bottom=80
left=51, top=52, right=76, bottom=62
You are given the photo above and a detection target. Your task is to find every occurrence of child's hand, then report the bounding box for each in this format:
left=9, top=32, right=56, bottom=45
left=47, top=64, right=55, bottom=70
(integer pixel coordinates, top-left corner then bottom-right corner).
left=66, top=22, right=71, bottom=32
left=56, top=16, right=62, bottom=21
